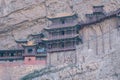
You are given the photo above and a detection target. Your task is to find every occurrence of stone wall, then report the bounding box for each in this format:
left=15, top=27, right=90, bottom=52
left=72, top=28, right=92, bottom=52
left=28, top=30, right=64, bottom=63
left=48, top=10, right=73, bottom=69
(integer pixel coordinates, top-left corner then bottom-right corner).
left=47, top=51, right=76, bottom=66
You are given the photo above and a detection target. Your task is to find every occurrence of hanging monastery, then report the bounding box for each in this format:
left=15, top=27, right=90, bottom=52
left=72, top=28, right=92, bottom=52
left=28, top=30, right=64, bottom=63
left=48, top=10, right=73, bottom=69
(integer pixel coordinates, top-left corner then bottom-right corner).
left=0, top=5, right=120, bottom=66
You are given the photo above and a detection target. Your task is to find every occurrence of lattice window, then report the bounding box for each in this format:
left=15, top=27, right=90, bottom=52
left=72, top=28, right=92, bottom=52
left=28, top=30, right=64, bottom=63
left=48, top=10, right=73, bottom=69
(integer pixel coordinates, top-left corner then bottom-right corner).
left=27, top=49, right=33, bottom=53
left=60, top=31, right=65, bottom=35
left=61, top=19, right=65, bottom=24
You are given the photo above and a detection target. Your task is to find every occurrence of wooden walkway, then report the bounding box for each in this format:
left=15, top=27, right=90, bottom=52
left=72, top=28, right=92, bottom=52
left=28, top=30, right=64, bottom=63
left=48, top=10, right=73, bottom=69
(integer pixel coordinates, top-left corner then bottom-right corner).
left=79, top=8, right=120, bottom=27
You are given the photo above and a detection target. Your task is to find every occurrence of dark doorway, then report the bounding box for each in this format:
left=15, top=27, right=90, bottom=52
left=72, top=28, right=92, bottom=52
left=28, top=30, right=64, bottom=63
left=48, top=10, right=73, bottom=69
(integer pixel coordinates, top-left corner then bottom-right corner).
left=61, top=19, right=65, bottom=24
left=60, top=31, right=65, bottom=35
left=11, top=53, right=14, bottom=56
left=28, top=49, right=33, bottom=53
left=60, top=42, right=64, bottom=48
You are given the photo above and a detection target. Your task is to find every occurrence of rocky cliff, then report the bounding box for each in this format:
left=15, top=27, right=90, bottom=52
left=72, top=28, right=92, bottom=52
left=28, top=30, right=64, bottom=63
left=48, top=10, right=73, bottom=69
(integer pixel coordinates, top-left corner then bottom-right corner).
left=0, top=0, right=120, bottom=80
left=0, top=0, right=120, bottom=49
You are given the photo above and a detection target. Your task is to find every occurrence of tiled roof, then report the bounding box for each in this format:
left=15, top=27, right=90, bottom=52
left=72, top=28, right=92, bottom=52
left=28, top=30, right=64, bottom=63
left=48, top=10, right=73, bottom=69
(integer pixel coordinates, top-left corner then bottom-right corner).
left=15, top=39, right=27, bottom=43
left=93, top=5, right=104, bottom=8
left=47, top=12, right=76, bottom=20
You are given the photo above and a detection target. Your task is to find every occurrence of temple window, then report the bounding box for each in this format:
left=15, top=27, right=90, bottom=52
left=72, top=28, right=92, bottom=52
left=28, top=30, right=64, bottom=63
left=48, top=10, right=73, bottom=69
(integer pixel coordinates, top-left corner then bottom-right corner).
left=9, top=60, right=13, bottom=62
left=27, top=48, right=33, bottom=53
left=11, top=53, right=14, bottom=56
left=76, top=29, right=79, bottom=34
left=61, top=19, right=65, bottom=24
left=86, top=14, right=94, bottom=20
left=52, top=43, right=57, bottom=48
left=52, top=31, right=58, bottom=36
left=38, top=43, right=45, bottom=48
left=66, top=41, right=72, bottom=47
left=2, top=53, right=4, bottom=57
left=8, top=53, right=11, bottom=57
left=59, top=42, right=64, bottom=48
left=60, top=31, right=65, bottom=35
left=0, top=53, right=3, bottom=57
left=62, top=20, right=65, bottom=24
left=17, top=53, right=22, bottom=56
left=48, top=44, right=52, bottom=49
left=66, top=30, right=72, bottom=34
left=14, top=53, right=17, bottom=56
left=37, top=48, right=45, bottom=53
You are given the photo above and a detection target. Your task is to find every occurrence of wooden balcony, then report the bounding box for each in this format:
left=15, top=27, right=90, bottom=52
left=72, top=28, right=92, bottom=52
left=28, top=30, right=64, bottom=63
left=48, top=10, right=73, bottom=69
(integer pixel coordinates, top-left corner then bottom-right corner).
left=0, top=56, right=23, bottom=60
left=22, top=53, right=47, bottom=57
left=48, top=21, right=78, bottom=29
left=82, top=15, right=106, bottom=26
left=36, top=53, right=47, bottom=57
left=22, top=54, right=36, bottom=56
left=47, top=46, right=76, bottom=53
left=48, top=34, right=79, bottom=40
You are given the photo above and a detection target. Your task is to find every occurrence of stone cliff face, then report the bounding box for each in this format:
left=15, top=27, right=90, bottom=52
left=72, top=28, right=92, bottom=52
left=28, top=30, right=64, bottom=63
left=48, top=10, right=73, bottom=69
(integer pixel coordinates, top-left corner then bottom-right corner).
left=21, top=25, right=120, bottom=80
left=22, top=26, right=120, bottom=80
left=0, top=0, right=120, bottom=80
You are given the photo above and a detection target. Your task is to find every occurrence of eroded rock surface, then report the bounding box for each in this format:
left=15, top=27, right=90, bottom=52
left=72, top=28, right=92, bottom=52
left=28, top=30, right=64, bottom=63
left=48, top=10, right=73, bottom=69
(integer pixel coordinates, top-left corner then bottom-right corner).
left=0, top=0, right=120, bottom=80
left=0, top=0, right=120, bottom=49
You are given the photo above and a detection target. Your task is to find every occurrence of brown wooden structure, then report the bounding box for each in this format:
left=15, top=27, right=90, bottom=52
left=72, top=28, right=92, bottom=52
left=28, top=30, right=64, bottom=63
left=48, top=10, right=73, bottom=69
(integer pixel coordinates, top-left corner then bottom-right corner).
left=0, top=49, right=24, bottom=61
left=0, top=5, right=120, bottom=64
left=43, top=13, right=82, bottom=52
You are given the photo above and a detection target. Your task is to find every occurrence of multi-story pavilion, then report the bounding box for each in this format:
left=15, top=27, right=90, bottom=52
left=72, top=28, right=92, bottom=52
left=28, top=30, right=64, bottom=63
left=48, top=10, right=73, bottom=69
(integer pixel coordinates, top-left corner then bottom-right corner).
left=43, top=13, right=82, bottom=53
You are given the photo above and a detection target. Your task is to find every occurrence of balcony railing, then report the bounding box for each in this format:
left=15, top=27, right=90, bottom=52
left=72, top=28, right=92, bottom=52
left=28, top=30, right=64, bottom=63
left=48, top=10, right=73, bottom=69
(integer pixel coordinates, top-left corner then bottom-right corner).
left=36, top=53, right=47, bottom=57
left=0, top=56, right=23, bottom=60
left=49, top=21, right=78, bottom=29
left=48, top=34, right=78, bottom=40
left=47, top=46, right=76, bottom=53
left=22, top=53, right=47, bottom=57
left=83, top=15, right=106, bottom=26
left=22, top=54, right=36, bottom=56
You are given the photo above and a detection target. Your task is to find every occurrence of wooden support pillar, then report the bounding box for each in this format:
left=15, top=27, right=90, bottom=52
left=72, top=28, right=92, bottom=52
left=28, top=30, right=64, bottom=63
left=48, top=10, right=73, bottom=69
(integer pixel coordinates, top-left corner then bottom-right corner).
left=57, top=41, right=59, bottom=51
left=46, top=42, right=49, bottom=51
left=72, top=28, right=73, bottom=37
left=56, top=30, right=58, bottom=39
left=74, top=27, right=76, bottom=34
left=64, top=29, right=66, bottom=38
left=71, top=40, right=73, bottom=48
left=63, top=40, right=65, bottom=50
left=58, top=30, right=60, bottom=39
left=74, top=38, right=76, bottom=46
left=51, top=31, right=54, bottom=39
left=57, top=46, right=59, bottom=61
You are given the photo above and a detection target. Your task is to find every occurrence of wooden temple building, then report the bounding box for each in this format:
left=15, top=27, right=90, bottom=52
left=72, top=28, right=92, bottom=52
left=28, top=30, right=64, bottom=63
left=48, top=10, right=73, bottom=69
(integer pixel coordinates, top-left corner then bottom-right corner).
left=0, top=5, right=119, bottom=65
left=43, top=13, right=82, bottom=52
left=0, top=12, right=82, bottom=65
left=0, top=39, right=47, bottom=65
left=86, top=5, right=105, bottom=23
